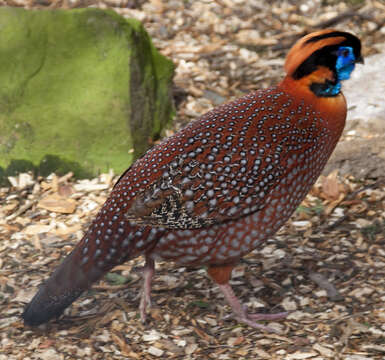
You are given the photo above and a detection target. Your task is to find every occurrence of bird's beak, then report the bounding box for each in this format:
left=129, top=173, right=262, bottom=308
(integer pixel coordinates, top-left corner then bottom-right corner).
left=356, top=55, right=364, bottom=64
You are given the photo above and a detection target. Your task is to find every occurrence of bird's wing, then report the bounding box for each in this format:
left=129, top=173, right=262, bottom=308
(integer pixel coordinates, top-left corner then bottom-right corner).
left=120, top=91, right=286, bottom=230
left=123, top=150, right=281, bottom=230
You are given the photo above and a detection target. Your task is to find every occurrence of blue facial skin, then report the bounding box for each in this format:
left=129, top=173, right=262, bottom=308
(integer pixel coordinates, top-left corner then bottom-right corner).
left=318, top=46, right=356, bottom=96
left=335, top=46, right=356, bottom=81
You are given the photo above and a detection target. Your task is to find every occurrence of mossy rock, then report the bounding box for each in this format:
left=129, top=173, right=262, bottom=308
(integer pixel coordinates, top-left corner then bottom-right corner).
left=0, top=7, right=174, bottom=185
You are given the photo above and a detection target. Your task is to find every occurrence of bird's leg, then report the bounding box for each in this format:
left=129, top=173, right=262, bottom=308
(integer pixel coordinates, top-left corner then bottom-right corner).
left=139, top=256, right=155, bottom=323
left=208, top=264, right=288, bottom=332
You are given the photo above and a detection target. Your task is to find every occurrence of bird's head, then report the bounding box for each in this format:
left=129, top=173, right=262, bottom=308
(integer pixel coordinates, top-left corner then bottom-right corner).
left=284, top=29, right=363, bottom=97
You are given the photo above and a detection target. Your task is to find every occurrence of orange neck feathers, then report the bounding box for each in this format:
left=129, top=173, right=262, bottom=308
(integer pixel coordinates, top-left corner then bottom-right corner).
left=278, top=75, right=347, bottom=137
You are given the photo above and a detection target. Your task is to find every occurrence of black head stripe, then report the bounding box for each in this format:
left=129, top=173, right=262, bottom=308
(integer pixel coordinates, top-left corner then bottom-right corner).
left=304, top=31, right=362, bottom=59
left=292, top=45, right=338, bottom=80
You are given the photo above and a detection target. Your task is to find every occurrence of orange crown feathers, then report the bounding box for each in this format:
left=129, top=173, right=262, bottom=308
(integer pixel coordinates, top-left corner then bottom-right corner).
left=284, top=29, right=350, bottom=77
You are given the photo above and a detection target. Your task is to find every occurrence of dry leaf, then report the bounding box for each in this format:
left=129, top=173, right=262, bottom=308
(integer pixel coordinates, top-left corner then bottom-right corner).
left=111, top=331, right=134, bottom=357
left=58, top=184, right=74, bottom=197
left=37, top=193, right=77, bottom=213
left=320, top=170, right=347, bottom=201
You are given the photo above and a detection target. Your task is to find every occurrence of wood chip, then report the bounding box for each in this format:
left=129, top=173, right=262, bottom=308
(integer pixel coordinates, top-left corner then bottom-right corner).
left=285, top=351, right=318, bottom=359
left=147, top=346, right=164, bottom=357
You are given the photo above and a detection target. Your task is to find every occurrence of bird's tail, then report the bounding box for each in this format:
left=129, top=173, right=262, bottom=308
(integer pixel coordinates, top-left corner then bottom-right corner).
left=22, top=241, right=105, bottom=326
left=22, top=198, right=158, bottom=327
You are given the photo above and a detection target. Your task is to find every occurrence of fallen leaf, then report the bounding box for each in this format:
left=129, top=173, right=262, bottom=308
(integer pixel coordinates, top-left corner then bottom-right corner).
left=320, top=170, right=347, bottom=201
left=37, top=193, right=77, bottom=213
left=58, top=184, right=74, bottom=197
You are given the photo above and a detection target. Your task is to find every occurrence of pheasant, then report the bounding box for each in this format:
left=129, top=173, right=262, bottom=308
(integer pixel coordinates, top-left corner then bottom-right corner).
left=23, top=29, right=363, bottom=331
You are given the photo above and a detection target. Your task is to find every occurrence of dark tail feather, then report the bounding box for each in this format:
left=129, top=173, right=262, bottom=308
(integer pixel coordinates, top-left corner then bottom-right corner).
left=22, top=249, right=104, bottom=326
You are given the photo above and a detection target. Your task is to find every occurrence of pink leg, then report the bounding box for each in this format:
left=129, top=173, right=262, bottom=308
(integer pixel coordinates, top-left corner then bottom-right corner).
left=139, top=257, right=154, bottom=323
left=218, top=283, right=288, bottom=332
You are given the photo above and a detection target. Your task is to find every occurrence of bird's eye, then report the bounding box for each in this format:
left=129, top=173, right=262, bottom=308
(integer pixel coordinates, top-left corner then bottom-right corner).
left=341, top=49, right=349, bottom=57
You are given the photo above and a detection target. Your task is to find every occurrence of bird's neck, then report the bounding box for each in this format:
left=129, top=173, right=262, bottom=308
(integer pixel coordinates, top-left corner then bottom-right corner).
left=278, top=75, right=347, bottom=137
left=291, top=66, right=342, bottom=96
left=310, top=80, right=341, bottom=97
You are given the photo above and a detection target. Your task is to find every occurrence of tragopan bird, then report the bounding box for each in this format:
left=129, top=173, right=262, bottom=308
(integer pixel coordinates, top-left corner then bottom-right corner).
left=23, top=29, right=363, bottom=331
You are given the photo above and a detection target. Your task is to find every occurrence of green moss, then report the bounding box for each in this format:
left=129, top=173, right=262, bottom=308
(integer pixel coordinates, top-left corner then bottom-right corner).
left=5, top=160, right=36, bottom=177
left=37, top=155, right=93, bottom=178
left=123, top=17, right=175, bottom=157
left=0, top=7, right=174, bottom=183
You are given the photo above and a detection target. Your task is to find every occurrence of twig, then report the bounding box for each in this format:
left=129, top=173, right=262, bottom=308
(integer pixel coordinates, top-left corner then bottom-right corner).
left=313, top=9, right=358, bottom=29
left=309, top=272, right=344, bottom=301
left=323, top=214, right=350, bottom=231
left=345, top=179, right=385, bottom=201
left=5, top=200, right=35, bottom=221
left=272, top=6, right=364, bottom=52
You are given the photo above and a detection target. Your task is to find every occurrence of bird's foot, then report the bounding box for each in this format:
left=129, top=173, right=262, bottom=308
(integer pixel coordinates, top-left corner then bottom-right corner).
left=231, top=308, right=288, bottom=333
left=218, top=283, right=288, bottom=332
